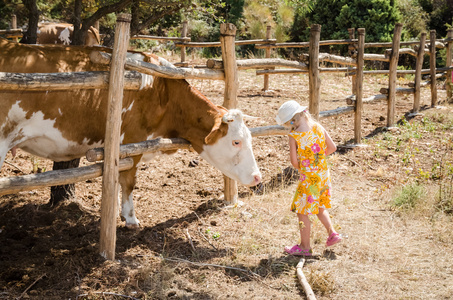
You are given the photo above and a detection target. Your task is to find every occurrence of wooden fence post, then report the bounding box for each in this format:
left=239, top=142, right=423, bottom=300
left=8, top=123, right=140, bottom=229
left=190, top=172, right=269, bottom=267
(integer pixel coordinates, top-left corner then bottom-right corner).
left=99, top=13, right=131, bottom=260
left=348, top=28, right=357, bottom=95
left=413, top=32, right=426, bottom=113
left=263, top=25, right=272, bottom=91
left=180, top=21, right=188, bottom=64
left=354, top=28, right=365, bottom=144
left=387, top=23, right=403, bottom=127
left=447, top=28, right=453, bottom=100
left=220, top=23, right=239, bottom=205
left=11, top=15, right=18, bottom=42
left=309, top=24, right=321, bottom=120
left=429, top=30, right=437, bottom=107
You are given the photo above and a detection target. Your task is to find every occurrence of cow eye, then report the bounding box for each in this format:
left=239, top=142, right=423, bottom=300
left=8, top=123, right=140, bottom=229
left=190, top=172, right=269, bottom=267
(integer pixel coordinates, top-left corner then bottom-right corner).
left=232, top=140, right=241, bottom=147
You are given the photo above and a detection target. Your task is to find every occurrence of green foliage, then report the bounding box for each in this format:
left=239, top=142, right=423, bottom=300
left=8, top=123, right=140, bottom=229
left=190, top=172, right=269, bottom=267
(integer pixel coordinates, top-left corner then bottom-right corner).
left=242, top=0, right=294, bottom=42
left=0, top=0, right=25, bottom=29
left=243, top=1, right=273, bottom=39
left=189, top=19, right=215, bottom=41
left=284, top=0, right=317, bottom=15
left=222, top=0, right=245, bottom=24
left=434, top=137, right=453, bottom=215
left=393, top=182, right=425, bottom=209
left=130, top=39, right=158, bottom=52
left=293, top=0, right=401, bottom=43
left=437, top=166, right=453, bottom=215
left=205, top=228, right=221, bottom=240
left=398, top=0, right=429, bottom=39
left=418, top=0, right=453, bottom=38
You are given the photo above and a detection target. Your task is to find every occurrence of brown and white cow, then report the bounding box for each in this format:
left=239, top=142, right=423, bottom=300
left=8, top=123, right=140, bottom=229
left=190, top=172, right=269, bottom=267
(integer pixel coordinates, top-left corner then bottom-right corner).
left=0, top=38, right=261, bottom=227
left=36, top=23, right=101, bottom=46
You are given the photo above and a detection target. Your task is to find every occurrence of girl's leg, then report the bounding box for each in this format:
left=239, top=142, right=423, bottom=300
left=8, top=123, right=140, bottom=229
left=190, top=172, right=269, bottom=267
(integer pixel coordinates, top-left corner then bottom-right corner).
left=316, top=208, right=336, bottom=235
left=297, top=213, right=311, bottom=249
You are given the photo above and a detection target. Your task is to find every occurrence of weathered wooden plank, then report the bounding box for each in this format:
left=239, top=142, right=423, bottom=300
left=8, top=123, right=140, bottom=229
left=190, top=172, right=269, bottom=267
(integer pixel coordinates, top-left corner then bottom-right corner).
left=263, top=26, right=273, bottom=91
left=220, top=23, right=239, bottom=204
left=86, top=138, right=191, bottom=162
left=300, top=53, right=357, bottom=66
left=346, top=94, right=387, bottom=105
left=413, top=33, right=426, bottom=112
left=354, top=28, right=365, bottom=144
left=380, top=87, right=415, bottom=94
left=255, top=39, right=357, bottom=49
left=430, top=30, right=438, bottom=106
left=207, top=58, right=308, bottom=70
left=174, top=39, right=277, bottom=48
left=0, top=71, right=143, bottom=91
left=309, top=24, right=321, bottom=119
left=100, top=13, right=130, bottom=261
left=91, top=51, right=225, bottom=80
left=131, top=35, right=190, bottom=42
left=387, top=23, right=403, bottom=127
left=0, top=158, right=134, bottom=196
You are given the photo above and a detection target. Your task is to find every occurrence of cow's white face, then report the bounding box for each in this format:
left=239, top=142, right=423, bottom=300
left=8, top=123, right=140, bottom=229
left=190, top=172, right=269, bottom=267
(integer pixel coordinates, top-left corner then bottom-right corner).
left=200, top=110, right=261, bottom=186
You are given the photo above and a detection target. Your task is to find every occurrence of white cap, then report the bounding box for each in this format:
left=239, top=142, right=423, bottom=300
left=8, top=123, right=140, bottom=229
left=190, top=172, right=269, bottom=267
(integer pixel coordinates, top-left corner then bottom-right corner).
left=275, top=100, right=307, bottom=125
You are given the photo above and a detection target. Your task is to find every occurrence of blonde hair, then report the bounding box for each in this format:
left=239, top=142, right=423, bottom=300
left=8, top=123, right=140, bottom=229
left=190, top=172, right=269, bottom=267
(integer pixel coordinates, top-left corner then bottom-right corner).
left=290, top=110, right=316, bottom=130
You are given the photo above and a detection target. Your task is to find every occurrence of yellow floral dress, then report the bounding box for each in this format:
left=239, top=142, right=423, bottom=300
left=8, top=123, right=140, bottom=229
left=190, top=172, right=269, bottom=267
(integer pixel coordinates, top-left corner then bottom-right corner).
left=289, top=123, right=332, bottom=215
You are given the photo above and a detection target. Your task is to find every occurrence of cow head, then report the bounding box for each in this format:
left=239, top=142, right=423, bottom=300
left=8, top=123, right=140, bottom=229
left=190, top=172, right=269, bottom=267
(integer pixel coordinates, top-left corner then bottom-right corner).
left=201, top=109, right=261, bottom=187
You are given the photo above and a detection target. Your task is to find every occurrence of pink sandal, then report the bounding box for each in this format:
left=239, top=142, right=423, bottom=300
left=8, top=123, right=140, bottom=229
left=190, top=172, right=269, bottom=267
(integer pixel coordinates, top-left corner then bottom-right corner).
left=326, top=232, right=342, bottom=247
left=284, top=245, right=312, bottom=256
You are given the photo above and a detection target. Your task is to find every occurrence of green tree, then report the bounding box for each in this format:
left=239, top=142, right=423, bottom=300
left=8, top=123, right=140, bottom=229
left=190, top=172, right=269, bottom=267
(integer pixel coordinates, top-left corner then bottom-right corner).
left=418, top=0, right=453, bottom=37
left=293, top=0, right=401, bottom=42
left=398, top=0, right=429, bottom=39
left=1, top=0, right=224, bottom=46
left=242, top=0, right=294, bottom=41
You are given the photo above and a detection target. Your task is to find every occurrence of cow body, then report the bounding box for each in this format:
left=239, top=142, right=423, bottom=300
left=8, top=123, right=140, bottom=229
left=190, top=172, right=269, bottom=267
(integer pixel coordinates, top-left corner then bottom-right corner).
left=0, top=38, right=261, bottom=227
left=36, top=23, right=101, bottom=46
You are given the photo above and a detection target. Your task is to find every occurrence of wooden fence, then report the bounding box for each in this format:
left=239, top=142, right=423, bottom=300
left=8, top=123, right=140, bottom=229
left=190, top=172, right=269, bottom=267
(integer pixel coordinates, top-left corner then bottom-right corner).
left=0, top=18, right=286, bottom=260
left=1, top=17, right=453, bottom=260
left=132, top=23, right=452, bottom=138
left=129, top=22, right=452, bottom=133
left=0, top=15, right=21, bottom=42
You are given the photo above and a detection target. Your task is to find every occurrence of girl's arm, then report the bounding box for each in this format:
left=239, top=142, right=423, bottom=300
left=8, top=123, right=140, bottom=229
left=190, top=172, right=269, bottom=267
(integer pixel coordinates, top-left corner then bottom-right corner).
left=289, top=136, right=300, bottom=169
left=324, top=128, right=337, bottom=155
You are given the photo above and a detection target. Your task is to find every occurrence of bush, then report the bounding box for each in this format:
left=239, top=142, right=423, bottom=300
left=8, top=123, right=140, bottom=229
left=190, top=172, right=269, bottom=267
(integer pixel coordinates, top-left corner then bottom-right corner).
left=393, top=182, right=425, bottom=209
left=293, top=0, right=402, bottom=43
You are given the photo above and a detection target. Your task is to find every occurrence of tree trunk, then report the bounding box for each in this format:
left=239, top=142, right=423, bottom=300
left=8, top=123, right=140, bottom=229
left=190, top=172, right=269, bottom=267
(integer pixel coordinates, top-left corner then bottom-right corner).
left=72, top=0, right=85, bottom=45
left=49, top=159, right=80, bottom=205
left=20, top=0, right=39, bottom=44
left=131, top=0, right=141, bottom=36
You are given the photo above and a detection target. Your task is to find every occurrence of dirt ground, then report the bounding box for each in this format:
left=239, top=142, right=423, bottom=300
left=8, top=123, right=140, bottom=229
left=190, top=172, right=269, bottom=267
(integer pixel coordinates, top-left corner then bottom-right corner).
left=1, top=60, right=453, bottom=299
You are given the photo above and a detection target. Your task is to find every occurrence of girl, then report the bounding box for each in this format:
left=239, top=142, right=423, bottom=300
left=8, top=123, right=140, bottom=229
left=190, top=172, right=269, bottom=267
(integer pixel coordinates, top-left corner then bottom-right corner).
left=276, top=100, right=341, bottom=256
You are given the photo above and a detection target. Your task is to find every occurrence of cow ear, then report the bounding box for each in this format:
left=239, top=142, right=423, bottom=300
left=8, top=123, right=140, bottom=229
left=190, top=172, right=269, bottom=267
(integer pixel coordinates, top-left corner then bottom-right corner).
left=216, top=105, right=228, bottom=112
left=205, top=115, right=228, bottom=145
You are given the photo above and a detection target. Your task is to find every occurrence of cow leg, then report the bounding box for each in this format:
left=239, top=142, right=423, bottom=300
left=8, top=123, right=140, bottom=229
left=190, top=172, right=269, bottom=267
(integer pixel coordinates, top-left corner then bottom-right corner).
left=49, top=158, right=80, bottom=206
left=0, top=141, right=15, bottom=170
left=119, top=162, right=140, bottom=228
left=0, top=149, right=6, bottom=170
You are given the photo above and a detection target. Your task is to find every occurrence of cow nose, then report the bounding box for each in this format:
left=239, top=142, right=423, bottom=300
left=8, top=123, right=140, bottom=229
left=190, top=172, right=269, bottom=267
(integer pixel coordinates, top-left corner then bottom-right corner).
left=252, top=174, right=262, bottom=186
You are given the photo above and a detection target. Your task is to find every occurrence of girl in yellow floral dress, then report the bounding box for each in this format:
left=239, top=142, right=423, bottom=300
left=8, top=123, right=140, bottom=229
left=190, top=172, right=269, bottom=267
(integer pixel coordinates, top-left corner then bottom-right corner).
left=276, top=100, right=341, bottom=256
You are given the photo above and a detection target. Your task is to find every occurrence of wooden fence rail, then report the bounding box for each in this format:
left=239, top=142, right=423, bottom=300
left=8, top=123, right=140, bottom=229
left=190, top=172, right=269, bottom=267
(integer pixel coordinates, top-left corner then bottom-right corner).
left=0, top=158, right=134, bottom=196
left=90, top=51, right=225, bottom=80
left=0, top=71, right=145, bottom=91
